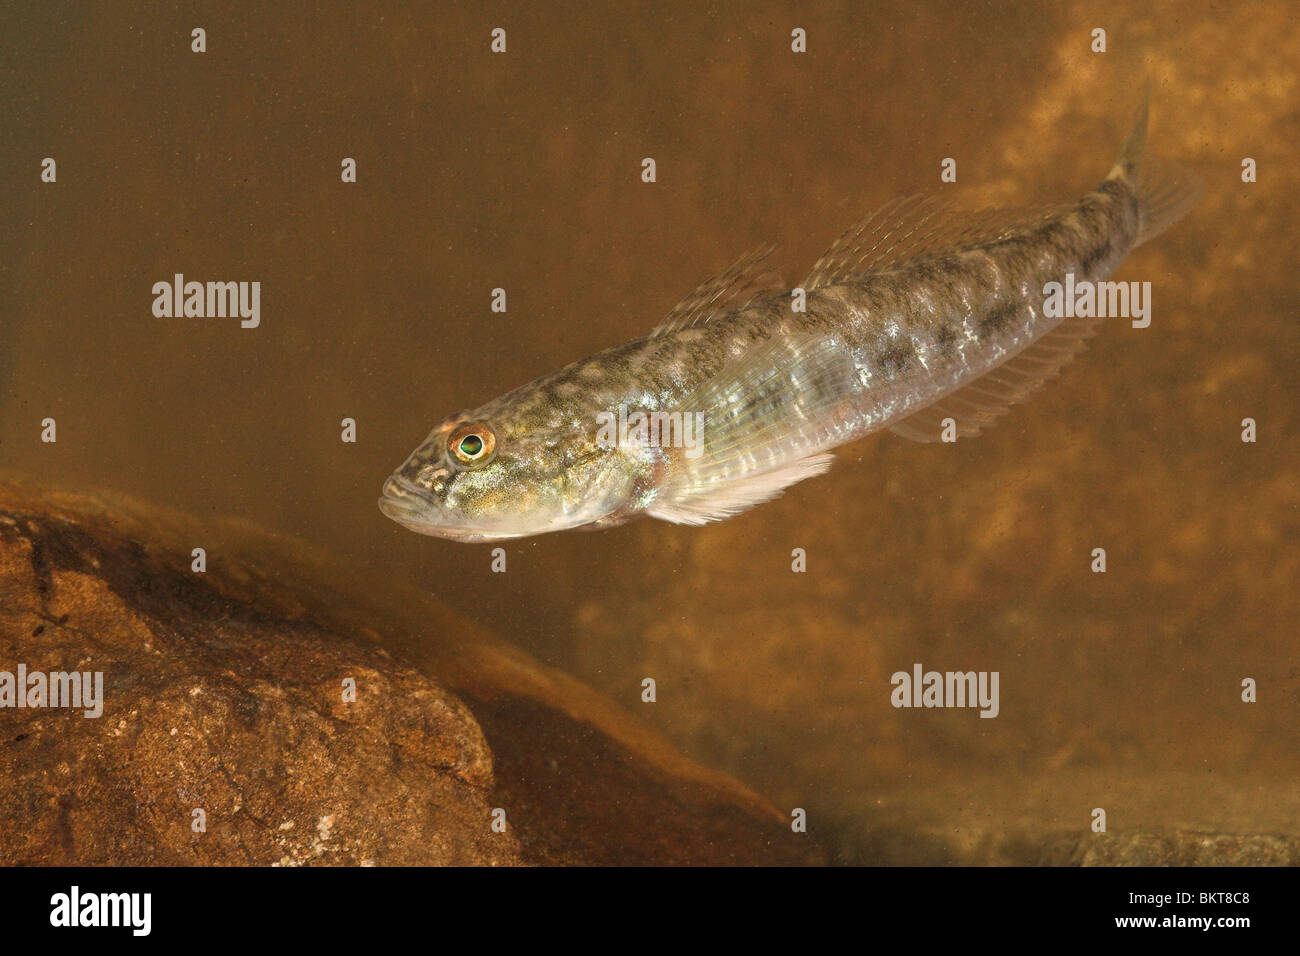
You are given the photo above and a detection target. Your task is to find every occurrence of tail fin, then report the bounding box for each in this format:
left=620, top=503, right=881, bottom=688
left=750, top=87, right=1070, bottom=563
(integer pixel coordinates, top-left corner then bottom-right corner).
left=1110, top=83, right=1203, bottom=246
left=1115, top=83, right=1151, bottom=180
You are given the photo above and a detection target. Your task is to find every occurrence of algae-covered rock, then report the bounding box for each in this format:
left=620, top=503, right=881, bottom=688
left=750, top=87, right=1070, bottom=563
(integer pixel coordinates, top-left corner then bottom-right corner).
left=0, top=482, right=818, bottom=865
left=0, top=504, right=513, bottom=865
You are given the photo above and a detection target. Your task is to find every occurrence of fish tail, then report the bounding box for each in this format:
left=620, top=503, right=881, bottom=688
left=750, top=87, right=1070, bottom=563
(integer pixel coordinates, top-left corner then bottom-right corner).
left=1114, top=81, right=1151, bottom=180
left=1108, top=82, right=1203, bottom=246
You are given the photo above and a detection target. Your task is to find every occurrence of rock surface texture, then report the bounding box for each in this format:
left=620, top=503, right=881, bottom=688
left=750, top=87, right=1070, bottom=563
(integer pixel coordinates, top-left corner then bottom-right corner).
left=0, top=483, right=817, bottom=866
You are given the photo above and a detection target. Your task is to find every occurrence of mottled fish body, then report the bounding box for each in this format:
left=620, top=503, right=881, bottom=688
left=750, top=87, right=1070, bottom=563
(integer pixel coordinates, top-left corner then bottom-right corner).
left=381, top=93, right=1200, bottom=541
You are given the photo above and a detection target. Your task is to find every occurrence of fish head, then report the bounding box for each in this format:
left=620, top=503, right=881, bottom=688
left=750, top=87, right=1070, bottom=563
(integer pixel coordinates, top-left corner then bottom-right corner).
left=379, top=408, right=646, bottom=542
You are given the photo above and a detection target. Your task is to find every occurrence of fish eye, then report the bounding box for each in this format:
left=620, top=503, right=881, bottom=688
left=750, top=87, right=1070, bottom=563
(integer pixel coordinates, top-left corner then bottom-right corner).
left=448, top=423, right=496, bottom=466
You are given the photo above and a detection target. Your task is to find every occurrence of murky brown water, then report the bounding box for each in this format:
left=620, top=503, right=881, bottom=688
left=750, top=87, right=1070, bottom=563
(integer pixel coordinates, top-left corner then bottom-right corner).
left=2, top=0, right=1296, bottom=861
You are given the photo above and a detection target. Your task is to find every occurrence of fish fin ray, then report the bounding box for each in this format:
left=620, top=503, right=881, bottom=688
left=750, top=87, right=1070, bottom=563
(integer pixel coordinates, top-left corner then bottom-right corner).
left=1133, top=158, right=1203, bottom=246
left=1115, top=81, right=1150, bottom=178
left=651, top=244, right=785, bottom=338
left=888, top=316, right=1100, bottom=442
left=802, top=196, right=1072, bottom=289
left=673, top=333, right=858, bottom=472
left=648, top=454, right=835, bottom=525
left=648, top=333, right=854, bottom=518
left=1109, top=86, right=1201, bottom=246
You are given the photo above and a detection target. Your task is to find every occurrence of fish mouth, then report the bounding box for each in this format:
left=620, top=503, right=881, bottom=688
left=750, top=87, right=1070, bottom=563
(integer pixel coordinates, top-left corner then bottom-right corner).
left=378, top=475, right=523, bottom=543
left=379, top=475, right=444, bottom=531
left=378, top=495, right=425, bottom=526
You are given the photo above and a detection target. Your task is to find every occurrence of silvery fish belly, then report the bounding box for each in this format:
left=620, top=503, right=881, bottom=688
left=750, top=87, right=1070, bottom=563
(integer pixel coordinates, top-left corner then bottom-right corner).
left=380, top=92, right=1201, bottom=542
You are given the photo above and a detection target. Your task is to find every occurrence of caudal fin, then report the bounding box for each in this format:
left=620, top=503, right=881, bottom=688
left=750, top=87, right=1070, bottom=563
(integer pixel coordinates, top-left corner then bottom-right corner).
left=1110, top=84, right=1203, bottom=246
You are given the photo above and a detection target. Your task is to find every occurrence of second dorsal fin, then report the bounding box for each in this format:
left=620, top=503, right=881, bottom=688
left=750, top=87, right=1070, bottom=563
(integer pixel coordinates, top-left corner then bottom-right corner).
left=802, top=195, right=1070, bottom=290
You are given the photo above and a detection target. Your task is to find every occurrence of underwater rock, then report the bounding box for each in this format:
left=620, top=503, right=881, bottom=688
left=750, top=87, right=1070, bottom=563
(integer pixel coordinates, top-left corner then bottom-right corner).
left=0, top=482, right=817, bottom=865
left=0, top=503, right=514, bottom=865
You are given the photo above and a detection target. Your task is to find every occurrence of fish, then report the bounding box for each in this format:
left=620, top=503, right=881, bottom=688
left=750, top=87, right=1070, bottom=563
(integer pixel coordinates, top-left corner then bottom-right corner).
left=380, top=91, right=1201, bottom=542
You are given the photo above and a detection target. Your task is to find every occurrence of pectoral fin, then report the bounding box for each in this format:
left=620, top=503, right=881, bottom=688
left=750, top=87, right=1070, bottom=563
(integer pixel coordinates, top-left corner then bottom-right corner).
left=646, top=333, right=854, bottom=524
left=647, top=454, right=836, bottom=525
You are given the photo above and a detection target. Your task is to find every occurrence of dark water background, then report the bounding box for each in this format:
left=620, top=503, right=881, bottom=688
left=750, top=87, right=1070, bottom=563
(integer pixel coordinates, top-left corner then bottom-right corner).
left=2, top=1, right=1297, bottom=859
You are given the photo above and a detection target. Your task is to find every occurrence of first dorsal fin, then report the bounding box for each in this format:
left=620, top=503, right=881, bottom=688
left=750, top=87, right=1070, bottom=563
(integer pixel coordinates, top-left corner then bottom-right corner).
left=651, top=245, right=784, bottom=338
left=802, top=195, right=1070, bottom=289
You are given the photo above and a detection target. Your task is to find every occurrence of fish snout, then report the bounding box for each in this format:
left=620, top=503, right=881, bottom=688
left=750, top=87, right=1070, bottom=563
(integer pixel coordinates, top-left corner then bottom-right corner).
left=379, top=474, right=434, bottom=523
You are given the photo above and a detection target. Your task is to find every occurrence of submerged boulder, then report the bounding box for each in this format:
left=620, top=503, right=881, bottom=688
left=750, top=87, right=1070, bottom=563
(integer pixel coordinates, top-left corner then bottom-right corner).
left=0, top=481, right=818, bottom=866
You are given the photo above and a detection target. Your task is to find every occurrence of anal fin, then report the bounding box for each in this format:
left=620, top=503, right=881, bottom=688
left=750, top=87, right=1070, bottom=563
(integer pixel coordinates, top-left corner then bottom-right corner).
left=888, top=316, right=1101, bottom=442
